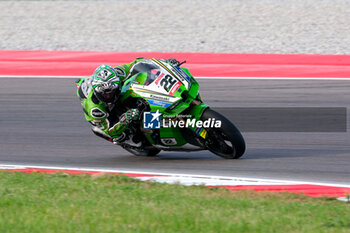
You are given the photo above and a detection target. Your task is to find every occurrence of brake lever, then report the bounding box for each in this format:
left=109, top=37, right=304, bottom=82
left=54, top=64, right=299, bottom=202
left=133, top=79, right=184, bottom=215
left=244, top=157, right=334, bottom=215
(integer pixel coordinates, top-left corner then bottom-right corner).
left=178, top=60, right=186, bottom=66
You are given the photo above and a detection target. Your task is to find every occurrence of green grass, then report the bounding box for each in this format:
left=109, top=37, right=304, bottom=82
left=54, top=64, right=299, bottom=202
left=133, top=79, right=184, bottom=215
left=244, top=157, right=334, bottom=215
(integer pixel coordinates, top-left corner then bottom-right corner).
left=0, top=172, right=349, bottom=233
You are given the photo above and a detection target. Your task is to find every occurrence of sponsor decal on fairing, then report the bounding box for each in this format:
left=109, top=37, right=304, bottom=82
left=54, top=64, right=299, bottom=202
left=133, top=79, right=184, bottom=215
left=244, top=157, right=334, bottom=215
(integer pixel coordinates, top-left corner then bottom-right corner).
left=147, top=99, right=171, bottom=108
left=160, top=138, right=177, bottom=145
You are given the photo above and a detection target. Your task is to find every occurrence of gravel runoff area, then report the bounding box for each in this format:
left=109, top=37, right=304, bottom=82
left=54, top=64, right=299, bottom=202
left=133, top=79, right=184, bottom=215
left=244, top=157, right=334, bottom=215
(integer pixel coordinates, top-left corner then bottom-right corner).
left=0, top=0, right=350, bottom=54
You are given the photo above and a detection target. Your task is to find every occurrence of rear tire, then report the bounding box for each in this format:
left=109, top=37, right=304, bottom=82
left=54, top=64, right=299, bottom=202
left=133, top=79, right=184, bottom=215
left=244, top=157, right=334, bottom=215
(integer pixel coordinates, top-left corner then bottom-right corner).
left=201, top=108, right=245, bottom=159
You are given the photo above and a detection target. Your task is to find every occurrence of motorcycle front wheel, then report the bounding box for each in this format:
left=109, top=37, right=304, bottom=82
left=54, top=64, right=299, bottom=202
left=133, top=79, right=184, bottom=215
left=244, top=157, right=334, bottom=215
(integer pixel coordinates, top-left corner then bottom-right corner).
left=201, top=108, right=245, bottom=159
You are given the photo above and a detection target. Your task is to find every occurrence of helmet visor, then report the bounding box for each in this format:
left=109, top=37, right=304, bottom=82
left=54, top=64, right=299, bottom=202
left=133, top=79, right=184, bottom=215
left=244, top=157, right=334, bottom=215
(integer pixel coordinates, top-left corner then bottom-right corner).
left=101, top=92, right=114, bottom=100
left=94, top=82, right=119, bottom=104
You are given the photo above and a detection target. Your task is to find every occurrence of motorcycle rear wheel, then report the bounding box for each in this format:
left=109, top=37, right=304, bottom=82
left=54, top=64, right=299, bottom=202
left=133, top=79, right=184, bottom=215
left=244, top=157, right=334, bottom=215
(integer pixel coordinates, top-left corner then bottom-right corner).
left=201, top=109, right=245, bottom=159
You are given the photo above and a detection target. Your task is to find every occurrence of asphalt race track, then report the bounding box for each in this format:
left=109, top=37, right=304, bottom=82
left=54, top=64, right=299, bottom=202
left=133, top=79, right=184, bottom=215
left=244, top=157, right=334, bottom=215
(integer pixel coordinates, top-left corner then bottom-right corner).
left=1, top=78, right=350, bottom=185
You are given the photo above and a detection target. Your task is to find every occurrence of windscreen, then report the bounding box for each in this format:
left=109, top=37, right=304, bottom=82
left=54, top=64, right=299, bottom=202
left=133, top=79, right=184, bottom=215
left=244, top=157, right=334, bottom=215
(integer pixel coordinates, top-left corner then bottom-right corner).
left=129, top=62, right=164, bottom=86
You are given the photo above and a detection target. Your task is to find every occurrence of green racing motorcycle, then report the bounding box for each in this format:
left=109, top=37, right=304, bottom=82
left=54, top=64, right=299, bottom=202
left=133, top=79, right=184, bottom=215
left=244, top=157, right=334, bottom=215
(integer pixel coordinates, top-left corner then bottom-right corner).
left=116, top=59, right=245, bottom=159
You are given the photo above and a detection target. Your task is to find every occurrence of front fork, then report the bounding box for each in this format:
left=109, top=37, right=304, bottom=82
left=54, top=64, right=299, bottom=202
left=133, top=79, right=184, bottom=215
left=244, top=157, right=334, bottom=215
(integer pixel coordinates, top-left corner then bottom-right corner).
left=185, top=102, right=209, bottom=140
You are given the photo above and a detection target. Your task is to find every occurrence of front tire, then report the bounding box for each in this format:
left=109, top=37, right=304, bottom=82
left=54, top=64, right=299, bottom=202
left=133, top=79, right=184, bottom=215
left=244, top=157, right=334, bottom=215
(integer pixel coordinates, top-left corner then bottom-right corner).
left=201, top=109, right=245, bottom=159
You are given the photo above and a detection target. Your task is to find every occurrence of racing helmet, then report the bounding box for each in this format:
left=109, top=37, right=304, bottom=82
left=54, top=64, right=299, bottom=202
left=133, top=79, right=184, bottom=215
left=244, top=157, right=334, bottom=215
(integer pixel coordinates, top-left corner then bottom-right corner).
left=92, top=65, right=121, bottom=104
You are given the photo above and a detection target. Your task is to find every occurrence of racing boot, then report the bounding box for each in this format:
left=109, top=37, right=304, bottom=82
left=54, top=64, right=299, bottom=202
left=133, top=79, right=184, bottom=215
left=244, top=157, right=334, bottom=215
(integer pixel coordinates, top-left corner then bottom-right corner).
left=122, top=134, right=142, bottom=148
left=112, top=132, right=142, bottom=148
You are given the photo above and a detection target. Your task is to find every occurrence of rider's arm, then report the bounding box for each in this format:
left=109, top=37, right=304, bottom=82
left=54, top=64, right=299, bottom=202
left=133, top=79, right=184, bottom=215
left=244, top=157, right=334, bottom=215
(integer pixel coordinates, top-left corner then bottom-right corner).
left=113, top=57, right=146, bottom=82
left=81, top=91, right=139, bottom=139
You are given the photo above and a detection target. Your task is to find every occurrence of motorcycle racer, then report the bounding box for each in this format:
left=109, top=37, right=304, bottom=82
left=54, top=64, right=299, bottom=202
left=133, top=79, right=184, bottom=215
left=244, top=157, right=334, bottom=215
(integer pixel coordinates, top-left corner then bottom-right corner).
left=75, top=57, right=245, bottom=159
left=75, top=58, right=181, bottom=147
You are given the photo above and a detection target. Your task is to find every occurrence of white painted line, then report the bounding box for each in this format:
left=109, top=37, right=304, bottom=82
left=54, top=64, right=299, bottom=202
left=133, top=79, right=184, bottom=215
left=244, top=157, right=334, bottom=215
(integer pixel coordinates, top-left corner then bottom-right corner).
left=1, top=163, right=349, bottom=188
left=136, top=176, right=292, bottom=186
left=1, top=75, right=350, bottom=80
left=337, top=197, right=350, bottom=202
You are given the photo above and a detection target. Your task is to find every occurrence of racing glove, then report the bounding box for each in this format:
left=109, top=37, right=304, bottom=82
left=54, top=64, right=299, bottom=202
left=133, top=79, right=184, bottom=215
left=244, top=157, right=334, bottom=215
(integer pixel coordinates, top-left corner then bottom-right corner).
left=119, top=109, right=140, bottom=125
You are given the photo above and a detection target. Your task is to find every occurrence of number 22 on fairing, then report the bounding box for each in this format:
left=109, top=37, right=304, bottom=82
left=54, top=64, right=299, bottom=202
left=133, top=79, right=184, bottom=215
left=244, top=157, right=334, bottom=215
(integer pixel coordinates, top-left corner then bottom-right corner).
left=159, top=75, right=181, bottom=95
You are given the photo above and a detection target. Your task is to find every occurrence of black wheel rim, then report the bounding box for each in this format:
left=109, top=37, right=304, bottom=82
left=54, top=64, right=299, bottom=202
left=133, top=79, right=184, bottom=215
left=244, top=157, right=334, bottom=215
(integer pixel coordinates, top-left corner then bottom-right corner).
left=206, top=129, right=235, bottom=156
